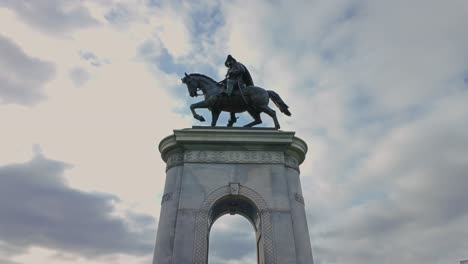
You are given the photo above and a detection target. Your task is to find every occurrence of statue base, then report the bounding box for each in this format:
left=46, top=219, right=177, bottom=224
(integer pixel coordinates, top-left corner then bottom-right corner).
left=153, top=128, right=314, bottom=264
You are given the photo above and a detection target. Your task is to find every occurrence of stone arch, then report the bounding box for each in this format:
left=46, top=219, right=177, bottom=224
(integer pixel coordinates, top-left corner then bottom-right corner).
left=193, top=184, right=276, bottom=264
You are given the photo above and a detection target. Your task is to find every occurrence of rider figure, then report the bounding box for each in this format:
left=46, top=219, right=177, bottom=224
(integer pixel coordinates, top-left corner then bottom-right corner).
left=223, top=55, right=254, bottom=98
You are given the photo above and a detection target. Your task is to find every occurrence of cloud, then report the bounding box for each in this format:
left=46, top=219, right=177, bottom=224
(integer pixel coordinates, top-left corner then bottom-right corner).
left=0, top=0, right=98, bottom=34
left=207, top=1, right=468, bottom=263
left=133, top=1, right=227, bottom=74
left=133, top=1, right=193, bottom=59
left=69, top=67, right=91, bottom=87
left=0, top=149, right=155, bottom=260
left=0, top=259, right=20, bottom=264
left=79, top=51, right=109, bottom=67
left=209, top=215, right=257, bottom=264
left=0, top=35, right=55, bottom=105
left=138, top=38, right=188, bottom=78
left=104, top=3, right=133, bottom=28
left=1, top=0, right=468, bottom=263
left=309, top=93, right=468, bottom=264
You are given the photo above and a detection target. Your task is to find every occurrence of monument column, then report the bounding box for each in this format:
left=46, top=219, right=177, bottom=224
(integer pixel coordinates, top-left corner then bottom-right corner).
left=153, top=128, right=313, bottom=264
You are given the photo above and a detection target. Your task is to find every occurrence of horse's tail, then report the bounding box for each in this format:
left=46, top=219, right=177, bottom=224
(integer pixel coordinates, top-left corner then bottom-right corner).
left=268, top=90, right=291, bottom=116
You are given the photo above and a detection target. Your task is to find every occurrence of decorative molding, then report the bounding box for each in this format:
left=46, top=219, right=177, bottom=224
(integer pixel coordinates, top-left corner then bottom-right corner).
left=184, top=150, right=284, bottom=164
left=285, top=154, right=300, bottom=172
left=165, top=152, right=184, bottom=171
left=159, top=129, right=308, bottom=165
left=229, top=183, right=240, bottom=195
left=165, top=150, right=305, bottom=172
left=294, top=192, right=305, bottom=205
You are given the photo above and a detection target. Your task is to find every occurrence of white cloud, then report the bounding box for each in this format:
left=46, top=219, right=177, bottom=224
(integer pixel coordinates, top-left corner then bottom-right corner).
left=1, top=0, right=468, bottom=263
left=215, top=1, right=468, bottom=263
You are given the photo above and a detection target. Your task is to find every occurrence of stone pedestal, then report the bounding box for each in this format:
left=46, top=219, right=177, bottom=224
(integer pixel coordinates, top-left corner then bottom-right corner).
left=152, top=128, right=313, bottom=264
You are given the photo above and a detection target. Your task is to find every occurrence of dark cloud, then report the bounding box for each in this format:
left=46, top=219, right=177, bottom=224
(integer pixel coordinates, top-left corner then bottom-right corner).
left=0, top=0, right=98, bottom=34
left=0, top=149, right=155, bottom=259
left=0, top=35, right=55, bottom=105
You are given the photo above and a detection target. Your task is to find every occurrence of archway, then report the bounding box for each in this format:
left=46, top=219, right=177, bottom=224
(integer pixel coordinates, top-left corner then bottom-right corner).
left=208, top=214, right=256, bottom=263
left=193, top=184, right=276, bottom=264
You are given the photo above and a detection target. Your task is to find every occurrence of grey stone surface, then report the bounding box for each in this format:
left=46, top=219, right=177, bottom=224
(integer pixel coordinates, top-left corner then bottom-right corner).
left=153, top=128, right=313, bottom=264
left=153, top=166, right=183, bottom=263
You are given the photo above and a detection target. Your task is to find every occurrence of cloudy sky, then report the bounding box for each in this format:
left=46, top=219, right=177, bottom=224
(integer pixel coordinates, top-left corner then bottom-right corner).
left=1, top=0, right=468, bottom=263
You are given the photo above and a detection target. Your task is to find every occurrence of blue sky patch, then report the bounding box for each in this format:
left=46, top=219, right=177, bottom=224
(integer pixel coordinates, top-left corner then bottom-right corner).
left=157, top=48, right=187, bottom=74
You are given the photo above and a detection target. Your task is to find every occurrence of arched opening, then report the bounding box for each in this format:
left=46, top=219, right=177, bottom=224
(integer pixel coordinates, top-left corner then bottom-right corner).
left=207, top=194, right=261, bottom=264
left=193, top=185, right=275, bottom=264
left=208, top=214, right=257, bottom=263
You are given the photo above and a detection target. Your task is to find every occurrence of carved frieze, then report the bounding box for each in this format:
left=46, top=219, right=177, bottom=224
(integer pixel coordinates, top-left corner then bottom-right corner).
left=166, top=152, right=184, bottom=171
left=184, top=150, right=284, bottom=164
left=285, top=155, right=300, bottom=172
left=164, top=150, right=303, bottom=172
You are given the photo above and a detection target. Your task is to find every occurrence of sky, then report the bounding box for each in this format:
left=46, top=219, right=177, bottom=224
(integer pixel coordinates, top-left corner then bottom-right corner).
left=0, top=0, right=468, bottom=263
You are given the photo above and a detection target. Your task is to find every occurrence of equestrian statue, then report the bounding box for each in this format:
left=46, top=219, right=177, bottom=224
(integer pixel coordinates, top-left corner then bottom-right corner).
left=181, top=55, right=291, bottom=129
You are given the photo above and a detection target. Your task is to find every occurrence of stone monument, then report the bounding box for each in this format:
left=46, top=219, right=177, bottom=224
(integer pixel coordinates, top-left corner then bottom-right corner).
left=152, top=128, right=314, bottom=264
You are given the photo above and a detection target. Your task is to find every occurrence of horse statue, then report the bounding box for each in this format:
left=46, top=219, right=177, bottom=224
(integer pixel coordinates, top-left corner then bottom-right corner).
left=181, top=73, right=291, bottom=129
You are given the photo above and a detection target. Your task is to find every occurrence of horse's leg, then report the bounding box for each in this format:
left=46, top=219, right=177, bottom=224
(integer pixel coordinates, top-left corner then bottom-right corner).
left=244, top=110, right=262, bottom=127
left=227, top=112, right=238, bottom=127
left=259, top=105, right=280, bottom=129
left=190, top=101, right=211, bottom=122
left=211, top=110, right=221, bottom=127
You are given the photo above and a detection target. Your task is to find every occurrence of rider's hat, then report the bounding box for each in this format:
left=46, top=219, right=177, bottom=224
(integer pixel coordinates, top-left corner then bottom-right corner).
left=225, top=54, right=236, bottom=67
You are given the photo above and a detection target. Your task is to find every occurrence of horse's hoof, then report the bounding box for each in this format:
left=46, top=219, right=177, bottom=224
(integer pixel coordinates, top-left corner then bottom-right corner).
left=194, top=115, right=205, bottom=122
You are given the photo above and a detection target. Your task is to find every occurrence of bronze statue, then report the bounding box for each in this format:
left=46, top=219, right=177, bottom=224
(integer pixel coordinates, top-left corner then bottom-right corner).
left=181, top=56, right=291, bottom=128
left=219, top=55, right=254, bottom=99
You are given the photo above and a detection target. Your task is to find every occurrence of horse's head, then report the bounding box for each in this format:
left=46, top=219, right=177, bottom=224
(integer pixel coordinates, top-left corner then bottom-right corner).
left=181, top=73, right=198, bottom=97
left=182, top=72, right=220, bottom=98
